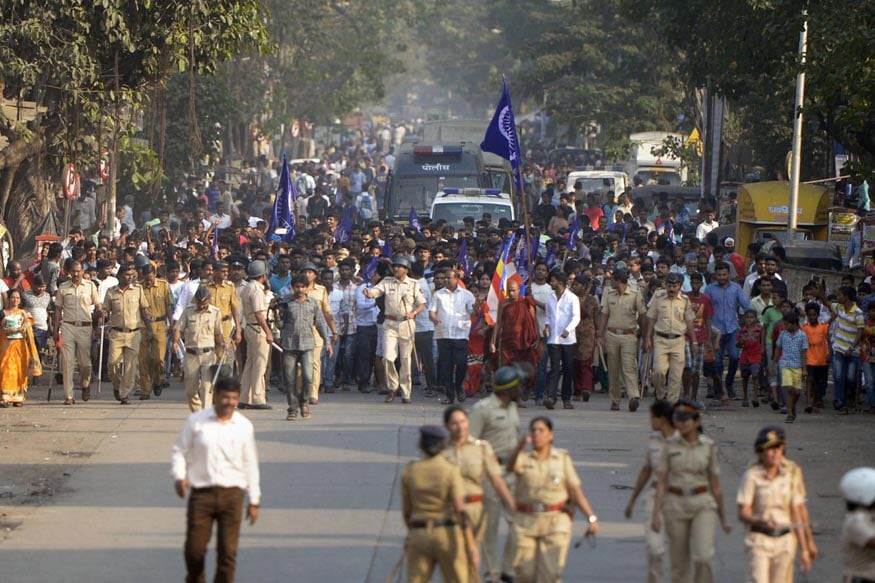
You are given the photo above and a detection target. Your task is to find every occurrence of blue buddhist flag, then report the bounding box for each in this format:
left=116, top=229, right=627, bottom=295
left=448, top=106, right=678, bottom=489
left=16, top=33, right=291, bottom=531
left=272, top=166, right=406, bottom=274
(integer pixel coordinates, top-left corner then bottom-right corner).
left=481, top=76, right=523, bottom=194
left=456, top=238, right=469, bottom=277
left=567, top=216, right=580, bottom=250
left=409, top=207, right=421, bottom=233
left=382, top=238, right=392, bottom=259
left=268, top=155, right=296, bottom=243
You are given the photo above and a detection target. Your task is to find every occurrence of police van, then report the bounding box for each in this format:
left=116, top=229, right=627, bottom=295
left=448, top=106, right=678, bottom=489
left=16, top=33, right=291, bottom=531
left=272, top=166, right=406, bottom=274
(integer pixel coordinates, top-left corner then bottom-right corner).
left=384, top=142, right=488, bottom=221
left=429, top=188, right=514, bottom=228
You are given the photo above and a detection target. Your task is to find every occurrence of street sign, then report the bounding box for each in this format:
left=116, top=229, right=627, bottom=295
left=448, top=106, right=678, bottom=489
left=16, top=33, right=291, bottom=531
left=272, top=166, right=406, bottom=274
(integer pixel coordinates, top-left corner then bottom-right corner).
left=62, top=163, right=80, bottom=199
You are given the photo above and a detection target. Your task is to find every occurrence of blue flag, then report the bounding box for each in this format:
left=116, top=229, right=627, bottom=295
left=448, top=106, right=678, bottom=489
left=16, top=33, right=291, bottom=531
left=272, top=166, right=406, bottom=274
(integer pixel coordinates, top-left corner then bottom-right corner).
left=409, top=207, right=421, bottom=233
left=268, top=155, right=296, bottom=243
left=515, top=238, right=528, bottom=283
left=567, top=216, right=580, bottom=250
left=456, top=238, right=469, bottom=277
left=544, top=245, right=556, bottom=269
left=362, top=256, right=379, bottom=282
left=382, top=238, right=392, bottom=259
left=481, top=76, right=523, bottom=194
left=335, top=206, right=354, bottom=244
left=666, top=219, right=677, bottom=247
left=530, top=234, right=540, bottom=262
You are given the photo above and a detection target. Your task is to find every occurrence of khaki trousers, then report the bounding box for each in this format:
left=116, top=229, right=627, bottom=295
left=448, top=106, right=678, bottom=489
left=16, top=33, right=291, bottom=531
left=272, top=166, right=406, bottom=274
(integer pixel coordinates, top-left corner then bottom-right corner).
left=643, top=488, right=665, bottom=583
left=512, top=512, right=572, bottom=583
left=483, top=471, right=516, bottom=580
left=138, top=322, right=167, bottom=394
left=745, top=531, right=797, bottom=583
left=184, top=351, right=217, bottom=412
left=653, top=335, right=686, bottom=402
left=215, top=320, right=233, bottom=364
left=382, top=319, right=414, bottom=399
left=109, top=330, right=141, bottom=399
left=606, top=331, right=640, bottom=404
left=61, top=323, right=93, bottom=399
left=241, top=326, right=269, bottom=405
left=664, top=494, right=717, bottom=583
left=310, top=326, right=324, bottom=400
left=406, top=525, right=469, bottom=583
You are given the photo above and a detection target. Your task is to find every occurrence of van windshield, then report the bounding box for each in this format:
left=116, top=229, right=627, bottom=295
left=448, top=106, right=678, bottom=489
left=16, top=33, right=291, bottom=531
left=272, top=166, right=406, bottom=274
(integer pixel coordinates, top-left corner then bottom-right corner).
left=635, top=170, right=682, bottom=186
left=390, top=176, right=479, bottom=217
left=570, top=177, right=615, bottom=194
left=431, top=202, right=514, bottom=228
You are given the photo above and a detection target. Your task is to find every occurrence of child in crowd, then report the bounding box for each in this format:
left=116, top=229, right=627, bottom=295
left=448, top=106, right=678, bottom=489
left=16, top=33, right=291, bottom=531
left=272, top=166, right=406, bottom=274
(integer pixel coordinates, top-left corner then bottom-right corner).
left=736, top=309, right=763, bottom=407
left=802, top=302, right=830, bottom=413
left=773, top=311, right=808, bottom=424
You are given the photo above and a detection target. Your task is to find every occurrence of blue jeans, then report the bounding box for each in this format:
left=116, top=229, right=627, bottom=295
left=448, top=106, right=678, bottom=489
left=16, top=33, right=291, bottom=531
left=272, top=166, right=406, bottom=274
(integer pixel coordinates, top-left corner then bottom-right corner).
left=335, top=334, right=356, bottom=385
left=354, top=326, right=378, bottom=388
left=831, top=352, right=858, bottom=410
left=535, top=335, right=549, bottom=400
left=321, top=337, right=340, bottom=389
left=862, top=362, right=875, bottom=409
left=283, top=349, right=314, bottom=411
left=715, top=331, right=740, bottom=398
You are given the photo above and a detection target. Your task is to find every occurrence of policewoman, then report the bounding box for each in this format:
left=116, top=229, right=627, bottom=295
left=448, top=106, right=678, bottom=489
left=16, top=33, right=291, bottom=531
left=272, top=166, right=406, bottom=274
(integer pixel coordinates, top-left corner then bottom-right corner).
left=737, top=426, right=817, bottom=582
left=652, top=399, right=732, bottom=583
left=443, top=405, right=516, bottom=580
left=401, top=425, right=479, bottom=583
left=506, top=416, right=600, bottom=583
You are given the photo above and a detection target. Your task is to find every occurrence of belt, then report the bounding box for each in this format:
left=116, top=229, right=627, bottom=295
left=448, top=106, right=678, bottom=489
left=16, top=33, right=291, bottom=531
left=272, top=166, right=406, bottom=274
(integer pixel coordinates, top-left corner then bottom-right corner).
left=464, top=494, right=484, bottom=504
left=668, top=486, right=709, bottom=496
left=516, top=500, right=567, bottom=513
left=384, top=315, right=407, bottom=322
left=608, top=327, right=636, bottom=335
left=149, top=315, right=167, bottom=322
left=186, top=347, right=213, bottom=355
left=656, top=332, right=683, bottom=339
left=112, top=326, right=141, bottom=333
left=222, top=315, right=231, bottom=321
left=64, top=321, right=92, bottom=327
left=409, top=519, right=456, bottom=529
left=750, top=524, right=791, bottom=537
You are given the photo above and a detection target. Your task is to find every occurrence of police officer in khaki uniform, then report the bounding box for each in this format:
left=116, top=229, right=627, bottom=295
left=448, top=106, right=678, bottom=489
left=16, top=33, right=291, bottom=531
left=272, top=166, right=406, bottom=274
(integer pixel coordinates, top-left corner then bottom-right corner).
left=104, top=263, right=152, bottom=404
left=443, top=405, right=516, bottom=579
left=737, top=426, right=817, bottom=582
left=652, top=400, right=732, bottom=583
left=401, top=425, right=479, bottom=583
left=506, top=416, right=600, bottom=583
left=469, top=366, right=522, bottom=583
left=625, top=400, right=678, bottom=583
left=138, top=264, right=172, bottom=399
left=53, top=260, right=102, bottom=405
left=203, top=260, right=241, bottom=363
left=598, top=268, right=647, bottom=411
left=644, top=272, right=697, bottom=403
left=172, top=286, right=225, bottom=411
left=300, top=262, right=337, bottom=404
left=363, top=256, right=425, bottom=404
left=239, top=261, right=274, bottom=410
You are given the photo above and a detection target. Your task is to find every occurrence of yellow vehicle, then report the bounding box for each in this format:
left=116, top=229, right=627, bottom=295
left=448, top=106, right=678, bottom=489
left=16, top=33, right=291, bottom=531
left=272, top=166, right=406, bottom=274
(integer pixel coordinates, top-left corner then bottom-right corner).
left=735, top=181, right=831, bottom=254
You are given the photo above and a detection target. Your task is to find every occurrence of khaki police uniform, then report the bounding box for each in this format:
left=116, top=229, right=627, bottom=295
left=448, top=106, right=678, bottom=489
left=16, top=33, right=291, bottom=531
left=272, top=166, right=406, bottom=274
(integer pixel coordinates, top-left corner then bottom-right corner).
left=470, top=394, right=520, bottom=581
left=737, top=459, right=806, bottom=583
left=647, top=291, right=694, bottom=402
left=105, top=283, right=150, bottom=400
left=204, top=280, right=238, bottom=362
left=239, top=281, right=270, bottom=406
left=176, top=304, right=223, bottom=411
left=139, top=278, right=172, bottom=395
left=600, top=284, right=647, bottom=406
left=643, top=431, right=674, bottom=583
left=401, top=455, right=470, bottom=583
left=55, top=279, right=100, bottom=400
left=234, top=280, right=249, bottom=374
left=660, top=433, right=721, bottom=583
left=307, top=283, right=332, bottom=401
left=443, top=436, right=503, bottom=550
left=511, top=447, right=579, bottom=583
left=367, top=276, right=425, bottom=400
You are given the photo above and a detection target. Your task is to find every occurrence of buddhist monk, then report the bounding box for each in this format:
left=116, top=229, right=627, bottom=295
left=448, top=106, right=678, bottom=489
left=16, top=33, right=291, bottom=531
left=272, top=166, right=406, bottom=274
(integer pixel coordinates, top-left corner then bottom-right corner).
left=490, top=279, right=540, bottom=379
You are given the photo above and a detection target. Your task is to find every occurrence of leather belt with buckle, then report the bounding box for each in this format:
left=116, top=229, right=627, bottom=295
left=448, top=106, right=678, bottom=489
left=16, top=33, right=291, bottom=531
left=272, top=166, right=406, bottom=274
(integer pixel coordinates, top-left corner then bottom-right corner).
left=668, top=486, right=709, bottom=496
left=608, top=328, right=636, bottom=335
left=64, top=321, right=92, bottom=327
left=516, top=500, right=567, bottom=513
left=750, top=524, right=791, bottom=537
left=409, top=518, right=456, bottom=528
left=464, top=494, right=484, bottom=504
left=112, top=327, right=141, bottom=333
left=186, top=347, right=213, bottom=355
left=656, top=332, right=682, bottom=339
left=222, top=315, right=231, bottom=321
left=384, top=315, right=405, bottom=322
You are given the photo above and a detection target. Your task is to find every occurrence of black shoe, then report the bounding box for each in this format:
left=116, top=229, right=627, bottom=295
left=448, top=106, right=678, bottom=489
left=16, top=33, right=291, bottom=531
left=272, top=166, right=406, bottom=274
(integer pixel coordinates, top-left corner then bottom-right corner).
left=237, top=403, right=249, bottom=409
left=358, top=385, right=374, bottom=394
left=153, top=385, right=163, bottom=397
left=401, top=398, right=412, bottom=404
left=139, top=394, right=151, bottom=401
left=120, top=397, right=130, bottom=405
left=113, top=388, right=121, bottom=402
left=629, top=398, right=640, bottom=412
left=248, top=403, right=273, bottom=410
left=543, top=397, right=556, bottom=410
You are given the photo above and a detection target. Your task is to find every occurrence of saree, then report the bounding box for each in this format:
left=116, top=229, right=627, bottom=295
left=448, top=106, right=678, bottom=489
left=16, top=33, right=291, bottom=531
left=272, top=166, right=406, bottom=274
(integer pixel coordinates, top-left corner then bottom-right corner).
left=0, top=310, right=42, bottom=404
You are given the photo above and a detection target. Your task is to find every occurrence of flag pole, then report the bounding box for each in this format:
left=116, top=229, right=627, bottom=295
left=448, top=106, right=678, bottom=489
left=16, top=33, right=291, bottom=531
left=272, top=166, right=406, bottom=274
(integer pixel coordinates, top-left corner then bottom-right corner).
left=519, top=180, right=534, bottom=283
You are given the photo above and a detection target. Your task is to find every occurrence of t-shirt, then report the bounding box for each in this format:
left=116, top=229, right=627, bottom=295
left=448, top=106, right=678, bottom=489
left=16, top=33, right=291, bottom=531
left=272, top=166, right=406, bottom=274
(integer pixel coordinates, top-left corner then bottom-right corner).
left=22, top=291, right=51, bottom=330
left=685, top=292, right=714, bottom=345
left=762, top=307, right=784, bottom=350
left=802, top=321, right=830, bottom=366
left=737, top=324, right=762, bottom=365
left=832, top=302, right=865, bottom=356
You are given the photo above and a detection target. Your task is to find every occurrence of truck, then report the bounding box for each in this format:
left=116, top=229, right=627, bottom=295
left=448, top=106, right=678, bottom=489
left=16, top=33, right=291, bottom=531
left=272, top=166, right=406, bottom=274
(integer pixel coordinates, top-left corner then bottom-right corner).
left=627, top=131, right=687, bottom=186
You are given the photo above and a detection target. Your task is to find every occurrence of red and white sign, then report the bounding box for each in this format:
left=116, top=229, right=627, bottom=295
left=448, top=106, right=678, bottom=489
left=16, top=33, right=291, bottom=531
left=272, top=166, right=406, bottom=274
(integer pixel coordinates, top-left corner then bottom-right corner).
left=62, top=163, right=80, bottom=199
left=99, top=148, right=109, bottom=180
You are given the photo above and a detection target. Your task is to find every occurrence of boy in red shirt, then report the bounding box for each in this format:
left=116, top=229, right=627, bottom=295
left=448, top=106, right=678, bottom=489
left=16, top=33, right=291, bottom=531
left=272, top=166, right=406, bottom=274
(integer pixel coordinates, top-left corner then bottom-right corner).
left=736, top=309, right=763, bottom=407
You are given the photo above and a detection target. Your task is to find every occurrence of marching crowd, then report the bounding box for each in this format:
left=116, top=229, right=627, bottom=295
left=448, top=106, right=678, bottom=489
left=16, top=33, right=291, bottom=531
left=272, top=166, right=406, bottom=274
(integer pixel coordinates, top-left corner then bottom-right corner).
left=0, top=133, right=873, bottom=583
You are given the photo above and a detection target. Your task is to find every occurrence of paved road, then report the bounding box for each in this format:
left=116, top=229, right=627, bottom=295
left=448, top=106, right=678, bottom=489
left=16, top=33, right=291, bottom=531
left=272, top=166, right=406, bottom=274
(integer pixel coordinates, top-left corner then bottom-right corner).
left=0, top=381, right=870, bottom=582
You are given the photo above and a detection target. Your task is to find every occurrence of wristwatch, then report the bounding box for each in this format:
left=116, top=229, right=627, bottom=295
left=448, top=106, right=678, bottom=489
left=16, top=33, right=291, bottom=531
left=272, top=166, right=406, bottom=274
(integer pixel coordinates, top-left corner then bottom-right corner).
left=588, top=514, right=599, bottom=524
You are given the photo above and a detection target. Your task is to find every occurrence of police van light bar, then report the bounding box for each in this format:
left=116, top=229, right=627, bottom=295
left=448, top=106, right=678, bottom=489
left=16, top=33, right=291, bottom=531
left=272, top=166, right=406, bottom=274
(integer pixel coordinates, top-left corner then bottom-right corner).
left=413, top=145, right=463, bottom=155
left=440, top=188, right=503, bottom=197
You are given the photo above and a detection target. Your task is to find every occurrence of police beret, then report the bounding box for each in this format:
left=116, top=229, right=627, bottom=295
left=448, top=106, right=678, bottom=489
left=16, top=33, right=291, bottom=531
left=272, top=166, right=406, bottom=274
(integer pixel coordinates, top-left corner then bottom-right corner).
left=194, top=286, right=211, bottom=302
left=754, top=426, right=785, bottom=451
left=419, top=425, right=448, bottom=441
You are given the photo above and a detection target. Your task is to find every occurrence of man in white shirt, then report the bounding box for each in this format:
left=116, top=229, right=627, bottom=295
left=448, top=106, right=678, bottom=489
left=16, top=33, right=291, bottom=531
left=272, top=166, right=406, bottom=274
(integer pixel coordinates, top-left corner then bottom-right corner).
left=544, top=269, right=581, bottom=409
left=695, top=208, right=720, bottom=242
left=170, top=377, right=260, bottom=583
left=429, top=267, right=476, bottom=404
left=529, top=262, right=553, bottom=405
left=173, top=259, right=204, bottom=322
left=209, top=202, right=233, bottom=229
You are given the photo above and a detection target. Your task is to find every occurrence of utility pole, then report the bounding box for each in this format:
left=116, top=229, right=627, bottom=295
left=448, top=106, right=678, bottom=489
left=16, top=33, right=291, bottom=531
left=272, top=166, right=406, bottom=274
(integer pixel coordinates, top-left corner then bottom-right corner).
left=788, top=13, right=808, bottom=239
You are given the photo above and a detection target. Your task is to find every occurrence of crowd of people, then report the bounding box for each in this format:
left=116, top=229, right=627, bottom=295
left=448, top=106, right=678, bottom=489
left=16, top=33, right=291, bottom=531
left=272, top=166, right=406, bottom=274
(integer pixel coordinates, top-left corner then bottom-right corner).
left=0, top=132, right=873, bottom=582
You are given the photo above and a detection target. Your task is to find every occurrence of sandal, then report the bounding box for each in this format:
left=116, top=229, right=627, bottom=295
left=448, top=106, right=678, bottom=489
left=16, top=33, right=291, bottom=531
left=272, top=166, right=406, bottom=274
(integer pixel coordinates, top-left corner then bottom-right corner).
left=301, top=405, right=311, bottom=419
left=286, top=411, right=297, bottom=421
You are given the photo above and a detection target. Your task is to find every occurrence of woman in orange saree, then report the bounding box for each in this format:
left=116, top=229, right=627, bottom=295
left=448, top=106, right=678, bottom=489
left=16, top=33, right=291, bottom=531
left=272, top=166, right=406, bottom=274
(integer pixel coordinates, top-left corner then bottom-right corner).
left=0, top=289, right=42, bottom=407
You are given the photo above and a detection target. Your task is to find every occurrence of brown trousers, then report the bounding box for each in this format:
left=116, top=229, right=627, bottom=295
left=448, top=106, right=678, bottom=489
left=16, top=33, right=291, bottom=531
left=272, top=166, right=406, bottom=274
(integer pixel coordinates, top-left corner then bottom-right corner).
left=185, top=486, right=244, bottom=583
